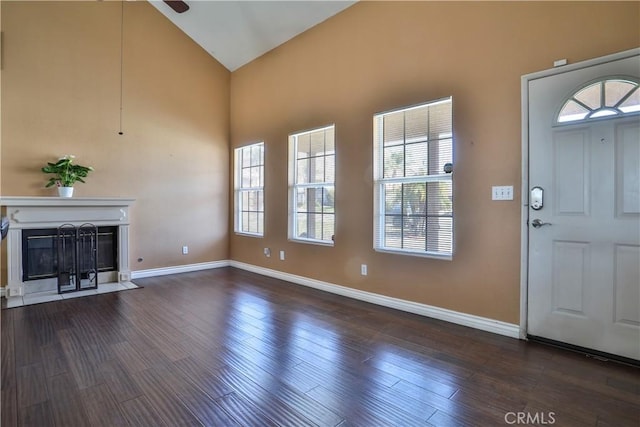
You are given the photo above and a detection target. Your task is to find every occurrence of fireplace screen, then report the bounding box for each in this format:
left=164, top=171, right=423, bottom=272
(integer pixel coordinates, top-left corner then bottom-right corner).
left=22, top=225, right=118, bottom=286
left=57, top=224, right=100, bottom=293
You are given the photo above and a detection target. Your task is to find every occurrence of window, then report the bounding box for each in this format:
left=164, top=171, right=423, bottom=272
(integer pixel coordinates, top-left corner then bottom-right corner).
left=235, top=142, right=264, bottom=236
left=289, top=125, right=335, bottom=245
left=373, top=98, right=453, bottom=259
left=557, top=79, right=639, bottom=123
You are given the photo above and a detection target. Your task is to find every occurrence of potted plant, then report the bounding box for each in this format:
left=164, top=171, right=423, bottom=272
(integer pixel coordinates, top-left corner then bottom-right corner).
left=42, top=155, right=93, bottom=197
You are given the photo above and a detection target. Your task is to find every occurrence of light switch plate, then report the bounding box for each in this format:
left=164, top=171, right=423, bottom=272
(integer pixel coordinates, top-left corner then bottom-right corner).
left=492, top=185, right=514, bottom=201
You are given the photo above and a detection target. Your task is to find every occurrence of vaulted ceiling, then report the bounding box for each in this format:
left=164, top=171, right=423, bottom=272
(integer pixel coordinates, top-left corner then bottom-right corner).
left=149, top=0, right=356, bottom=71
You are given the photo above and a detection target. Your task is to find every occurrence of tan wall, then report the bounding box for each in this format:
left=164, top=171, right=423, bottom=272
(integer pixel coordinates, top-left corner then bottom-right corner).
left=229, top=1, right=640, bottom=323
left=2, top=1, right=637, bottom=325
left=1, top=1, right=230, bottom=280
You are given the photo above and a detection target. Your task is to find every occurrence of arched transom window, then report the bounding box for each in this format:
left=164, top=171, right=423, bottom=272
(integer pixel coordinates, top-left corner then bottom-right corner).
left=557, top=78, right=639, bottom=123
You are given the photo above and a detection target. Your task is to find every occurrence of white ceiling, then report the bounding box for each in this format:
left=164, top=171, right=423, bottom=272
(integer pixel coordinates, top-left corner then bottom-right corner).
left=148, top=0, right=356, bottom=71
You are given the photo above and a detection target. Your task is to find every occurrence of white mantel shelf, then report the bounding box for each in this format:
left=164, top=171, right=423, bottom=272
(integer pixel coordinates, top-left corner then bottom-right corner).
left=0, top=196, right=135, bottom=207
left=1, top=196, right=135, bottom=229
left=1, top=196, right=135, bottom=298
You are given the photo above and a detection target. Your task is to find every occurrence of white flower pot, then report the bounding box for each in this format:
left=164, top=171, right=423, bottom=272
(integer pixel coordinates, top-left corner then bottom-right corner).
left=58, top=187, right=74, bottom=197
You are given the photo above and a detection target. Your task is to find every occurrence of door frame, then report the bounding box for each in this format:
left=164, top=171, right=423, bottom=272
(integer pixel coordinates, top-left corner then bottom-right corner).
left=519, top=47, right=640, bottom=339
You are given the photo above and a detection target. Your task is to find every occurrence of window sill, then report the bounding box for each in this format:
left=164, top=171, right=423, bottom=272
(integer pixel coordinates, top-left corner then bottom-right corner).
left=374, top=247, right=453, bottom=261
left=235, top=231, right=263, bottom=238
left=289, top=237, right=334, bottom=247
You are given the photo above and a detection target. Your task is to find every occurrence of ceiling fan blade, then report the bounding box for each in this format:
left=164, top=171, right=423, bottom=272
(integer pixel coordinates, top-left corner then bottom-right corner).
left=164, top=1, right=189, bottom=14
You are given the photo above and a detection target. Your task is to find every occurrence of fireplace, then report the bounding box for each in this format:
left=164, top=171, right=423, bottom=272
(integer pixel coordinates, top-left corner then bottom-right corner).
left=0, top=197, right=134, bottom=297
left=22, top=226, right=118, bottom=282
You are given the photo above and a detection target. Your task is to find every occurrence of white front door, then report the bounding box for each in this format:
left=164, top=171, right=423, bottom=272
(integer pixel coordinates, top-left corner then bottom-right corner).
left=527, top=52, right=640, bottom=361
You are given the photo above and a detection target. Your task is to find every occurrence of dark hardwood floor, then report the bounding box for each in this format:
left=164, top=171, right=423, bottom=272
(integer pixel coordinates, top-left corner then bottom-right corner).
left=2, top=267, right=639, bottom=426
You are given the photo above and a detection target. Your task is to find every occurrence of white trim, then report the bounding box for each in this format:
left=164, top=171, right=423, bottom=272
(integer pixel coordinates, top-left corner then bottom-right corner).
left=230, top=261, right=520, bottom=338
left=234, top=231, right=263, bottom=239
left=523, top=48, right=640, bottom=82
left=2, top=262, right=229, bottom=296
left=288, top=237, right=335, bottom=247
left=289, top=123, right=335, bottom=138
left=372, top=98, right=454, bottom=259
left=374, top=247, right=453, bottom=261
left=519, top=47, right=640, bottom=339
left=289, top=125, right=336, bottom=245
left=520, top=64, right=532, bottom=340
left=22, top=256, right=519, bottom=337
left=234, top=142, right=265, bottom=236
left=131, top=261, right=230, bottom=279
left=0, top=196, right=135, bottom=207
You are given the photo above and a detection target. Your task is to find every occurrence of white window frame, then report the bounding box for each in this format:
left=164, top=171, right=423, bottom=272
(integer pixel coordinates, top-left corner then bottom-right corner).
left=234, top=142, right=264, bottom=237
left=373, top=98, right=454, bottom=260
left=288, top=125, right=336, bottom=246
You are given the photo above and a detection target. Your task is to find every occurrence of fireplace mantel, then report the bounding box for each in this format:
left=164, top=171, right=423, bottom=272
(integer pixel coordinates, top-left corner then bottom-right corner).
left=0, top=196, right=136, bottom=207
left=1, top=196, right=135, bottom=298
left=1, top=196, right=135, bottom=228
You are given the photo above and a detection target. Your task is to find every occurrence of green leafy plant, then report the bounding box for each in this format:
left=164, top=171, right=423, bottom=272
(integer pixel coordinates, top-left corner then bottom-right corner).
left=41, top=155, right=94, bottom=188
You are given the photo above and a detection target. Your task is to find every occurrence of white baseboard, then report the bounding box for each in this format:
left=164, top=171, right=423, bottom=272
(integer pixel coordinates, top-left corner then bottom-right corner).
left=131, top=260, right=230, bottom=279
left=128, top=259, right=519, bottom=338
left=229, top=261, right=520, bottom=339
left=1, top=262, right=230, bottom=297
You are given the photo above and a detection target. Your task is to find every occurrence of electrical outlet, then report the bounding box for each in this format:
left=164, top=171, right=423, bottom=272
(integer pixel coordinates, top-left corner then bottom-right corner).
left=361, top=264, right=368, bottom=276
left=182, top=245, right=189, bottom=255
left=279, top=250, right=285, bottom=261
left=492, top=185, right=514, bottom=201
left=264, top=248, right=271, bottom=257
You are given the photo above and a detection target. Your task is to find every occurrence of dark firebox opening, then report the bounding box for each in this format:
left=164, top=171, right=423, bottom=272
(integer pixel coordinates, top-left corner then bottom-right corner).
left=22, top=227, right=118, bottom=282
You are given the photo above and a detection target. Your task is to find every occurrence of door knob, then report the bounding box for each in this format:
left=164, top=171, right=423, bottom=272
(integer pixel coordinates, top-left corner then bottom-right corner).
left=531, top=219, right=552, bottom=228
